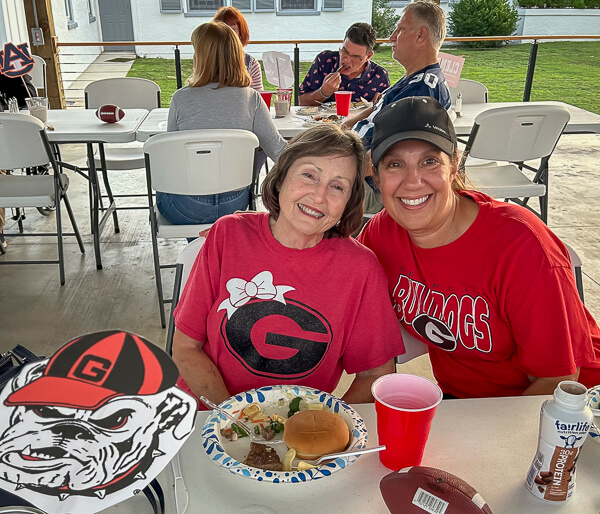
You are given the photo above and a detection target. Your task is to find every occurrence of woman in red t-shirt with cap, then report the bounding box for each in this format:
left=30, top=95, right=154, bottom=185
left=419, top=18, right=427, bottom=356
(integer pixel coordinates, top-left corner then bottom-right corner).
left=358, top=96, right=600, bottom=399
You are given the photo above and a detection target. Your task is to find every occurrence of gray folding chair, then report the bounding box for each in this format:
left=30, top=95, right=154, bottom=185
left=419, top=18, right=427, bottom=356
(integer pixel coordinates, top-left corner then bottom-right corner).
left=30, top=55, right=47, bottom=96
left=84, top=77, right=161, bottom=217
left=0, top=114, right=84, bottom=285
left=459, top=104, right=570, bottom=223
left=144, top=129, right=259, bottom=328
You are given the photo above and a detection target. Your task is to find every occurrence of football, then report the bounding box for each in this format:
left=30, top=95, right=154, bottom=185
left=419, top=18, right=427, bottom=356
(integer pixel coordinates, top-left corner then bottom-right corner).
left=95, top=104, right=125, bottom=123
left=380, top=466, right=493, bottom=514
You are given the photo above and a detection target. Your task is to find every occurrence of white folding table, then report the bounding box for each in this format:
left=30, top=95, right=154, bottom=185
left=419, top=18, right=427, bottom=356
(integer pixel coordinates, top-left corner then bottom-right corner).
left=453, top=101, right=600, bottom=136
left=46, top=109, right=149, bottom=269
left=135, top=106, right=311, bottom=142
left=101, top=395, right=600, bottom=514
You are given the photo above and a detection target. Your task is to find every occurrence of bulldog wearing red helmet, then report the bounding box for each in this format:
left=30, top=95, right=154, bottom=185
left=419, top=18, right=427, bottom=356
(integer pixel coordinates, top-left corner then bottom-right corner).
left=0, top=330, right=197, bottom=513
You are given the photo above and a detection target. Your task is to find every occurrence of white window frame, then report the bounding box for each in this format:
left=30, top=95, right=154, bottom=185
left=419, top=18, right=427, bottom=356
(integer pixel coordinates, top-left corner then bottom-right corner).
left=322, top=0, right=343, bottom=11
left=185, top=0, right=225, bottom=16
left=277, top=0, right=318, bottom=16
left=88, top=0, right=96, bottom=23
left=64, top=0, right=78, bottom=29
left=161, top=0, right=184, bottom=13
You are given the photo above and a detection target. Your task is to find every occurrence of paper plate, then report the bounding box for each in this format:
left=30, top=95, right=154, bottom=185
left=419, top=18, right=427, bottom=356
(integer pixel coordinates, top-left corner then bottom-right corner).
left=586, top=385, right=600, bottom=443
left=303, top=114, right=345, bottom=126
left=322, top=101, right=369, bottom=112
left=296, top=106, right=326, bottom=116
left=201, top=385, right=368, bottom=483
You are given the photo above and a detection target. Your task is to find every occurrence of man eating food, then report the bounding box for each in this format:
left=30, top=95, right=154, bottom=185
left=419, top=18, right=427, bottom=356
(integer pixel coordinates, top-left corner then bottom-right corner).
left=299, top=22, right=390, bottom=106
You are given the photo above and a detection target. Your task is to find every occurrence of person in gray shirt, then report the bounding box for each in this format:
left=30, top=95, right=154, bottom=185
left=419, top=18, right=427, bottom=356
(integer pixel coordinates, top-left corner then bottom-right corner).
left=159, top=22, right=286, bottom=225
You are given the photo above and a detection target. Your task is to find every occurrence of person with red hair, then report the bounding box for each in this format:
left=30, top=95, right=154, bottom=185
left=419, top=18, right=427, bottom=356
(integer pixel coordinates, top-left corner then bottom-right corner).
left=214, top=7, right=263, bottom=91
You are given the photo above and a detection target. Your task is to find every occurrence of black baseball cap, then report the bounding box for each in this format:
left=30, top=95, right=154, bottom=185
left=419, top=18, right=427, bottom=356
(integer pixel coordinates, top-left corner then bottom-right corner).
left=371, top=96, right=456, bottom=167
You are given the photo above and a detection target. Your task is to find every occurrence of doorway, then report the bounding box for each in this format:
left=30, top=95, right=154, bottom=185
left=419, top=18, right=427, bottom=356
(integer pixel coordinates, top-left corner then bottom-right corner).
left=98, top=0, right=135, bottom=51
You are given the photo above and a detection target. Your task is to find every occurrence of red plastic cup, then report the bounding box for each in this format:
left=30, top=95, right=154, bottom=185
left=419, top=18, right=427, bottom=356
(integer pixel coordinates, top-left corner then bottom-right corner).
left=259, top=91, right=273, bottom=109
left=334, top=91, right=353, bottom=117
left=372, top=374, right=442, bottom=471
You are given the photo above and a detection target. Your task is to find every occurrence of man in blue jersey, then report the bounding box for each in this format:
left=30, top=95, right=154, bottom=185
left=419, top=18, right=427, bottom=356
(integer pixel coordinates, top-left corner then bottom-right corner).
left=345, top=0, right=451, bottom=213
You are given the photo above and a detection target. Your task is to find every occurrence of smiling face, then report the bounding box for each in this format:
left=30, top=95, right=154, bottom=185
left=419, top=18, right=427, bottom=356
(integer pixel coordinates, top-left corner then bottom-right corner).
left=377, top=139, right=459, bottom=246
left=339, top=38, right=372, bottom=76
left=272, top=154, right=356, bottom=249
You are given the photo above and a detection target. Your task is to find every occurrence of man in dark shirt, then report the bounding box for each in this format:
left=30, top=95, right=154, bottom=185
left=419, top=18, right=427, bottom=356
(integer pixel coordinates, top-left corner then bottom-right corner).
left=299, top=22, right=390, bottom=106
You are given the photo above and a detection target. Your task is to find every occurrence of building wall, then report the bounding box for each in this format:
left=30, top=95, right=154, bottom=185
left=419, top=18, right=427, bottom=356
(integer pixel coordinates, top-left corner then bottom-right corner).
left=133, top=1, right=373, bottom=62
left=0, top=0, right=28, bottom=45
left=516, top=8, right=600, bottom=40
left=51, top=0, right=103, bottom=89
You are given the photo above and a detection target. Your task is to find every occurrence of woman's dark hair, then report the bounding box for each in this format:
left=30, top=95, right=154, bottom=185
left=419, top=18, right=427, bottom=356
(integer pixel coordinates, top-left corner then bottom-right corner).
left=262, top=125, right=365, bottom=239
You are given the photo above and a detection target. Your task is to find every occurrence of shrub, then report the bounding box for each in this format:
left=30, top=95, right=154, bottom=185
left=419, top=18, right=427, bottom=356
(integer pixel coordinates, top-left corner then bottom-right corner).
left=371, top=0, right=400, bottom=48
left=449, top=0, right=520, bottom=48
left=515, top=0, right=594, bottom=6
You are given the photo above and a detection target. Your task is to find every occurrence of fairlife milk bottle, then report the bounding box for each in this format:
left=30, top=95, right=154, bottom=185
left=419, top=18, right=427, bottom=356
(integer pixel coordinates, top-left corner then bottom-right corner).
left=526, top=380, right=593, bottom=501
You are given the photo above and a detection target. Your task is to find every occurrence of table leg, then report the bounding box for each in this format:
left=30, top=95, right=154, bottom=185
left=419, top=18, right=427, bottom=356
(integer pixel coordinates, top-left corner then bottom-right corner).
left=98, top=143, right=121, bottom=233
left=86, top=143, right=103, bottom=270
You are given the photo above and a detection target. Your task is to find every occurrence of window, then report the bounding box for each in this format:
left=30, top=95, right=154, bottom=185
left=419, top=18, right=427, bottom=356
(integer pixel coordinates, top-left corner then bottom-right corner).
left=87, top=0, right=96, bottom=22
left=278, top=0, right=318, bottom=14
left=255, top=0, right=276, bottom=10
left=161, top=0, right=183, bottom=12
left=64, top=0, right=78, bottom=29
left=280, top=0, right=316, bottom=9
left=232, top=0, right=252, bottom=10
left=323, top=0, right=343, bottom=10
left=187, top=0, right=224, bottom=12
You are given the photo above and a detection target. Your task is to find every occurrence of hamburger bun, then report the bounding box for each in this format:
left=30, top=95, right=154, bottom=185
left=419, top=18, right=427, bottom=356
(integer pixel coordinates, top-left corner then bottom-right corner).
left=283, top=410, right=350, bottom=460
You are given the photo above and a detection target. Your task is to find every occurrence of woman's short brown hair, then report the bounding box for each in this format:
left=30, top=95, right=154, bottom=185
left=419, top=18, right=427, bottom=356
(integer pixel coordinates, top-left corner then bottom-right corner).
left=213, top=6, right=250, bottom=46
left=262, top=125, right=365, bottom=239
left=189, top=22, right=251, bottom=88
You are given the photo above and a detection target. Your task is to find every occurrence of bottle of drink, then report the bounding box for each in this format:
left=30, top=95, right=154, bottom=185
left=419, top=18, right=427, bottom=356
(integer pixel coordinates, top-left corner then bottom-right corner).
left=526, top=380, right=593, bottom=502
left=455, top=91, right=463, bottom=118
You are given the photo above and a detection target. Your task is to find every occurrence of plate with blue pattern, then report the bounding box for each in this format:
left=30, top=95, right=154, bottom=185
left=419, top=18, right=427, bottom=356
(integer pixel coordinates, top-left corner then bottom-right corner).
left=201, top=384, right=368, bottom=483
left=586, top=385, right=600, bottom=443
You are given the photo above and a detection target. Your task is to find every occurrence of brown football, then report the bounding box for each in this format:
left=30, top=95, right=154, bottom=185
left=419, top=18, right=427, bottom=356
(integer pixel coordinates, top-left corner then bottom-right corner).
left=380, top=466, right=493, bottom=514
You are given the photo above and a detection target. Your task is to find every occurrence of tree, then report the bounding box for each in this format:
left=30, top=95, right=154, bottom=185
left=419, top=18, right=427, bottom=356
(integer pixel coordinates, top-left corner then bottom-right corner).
left=372, top=0, right=400, bottom=46
left=448, top=0, right=519, bottom=48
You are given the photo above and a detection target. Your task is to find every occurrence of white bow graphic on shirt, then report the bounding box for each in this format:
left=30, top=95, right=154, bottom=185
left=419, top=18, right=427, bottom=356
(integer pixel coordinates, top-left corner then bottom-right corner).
left=217, top=271, right=295, bottom=318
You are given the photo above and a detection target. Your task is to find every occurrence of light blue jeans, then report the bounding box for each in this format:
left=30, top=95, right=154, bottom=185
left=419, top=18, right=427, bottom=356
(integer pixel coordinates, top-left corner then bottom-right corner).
left=156, top=187, right=250, bottom=225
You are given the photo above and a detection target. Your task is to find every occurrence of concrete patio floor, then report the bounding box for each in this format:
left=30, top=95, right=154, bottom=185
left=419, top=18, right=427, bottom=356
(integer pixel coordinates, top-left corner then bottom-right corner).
left=1, top=132, right=599, bottom=391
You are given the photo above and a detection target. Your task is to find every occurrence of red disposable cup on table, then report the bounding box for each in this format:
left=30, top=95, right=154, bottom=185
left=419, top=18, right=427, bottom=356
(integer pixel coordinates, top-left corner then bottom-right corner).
left=371, top=373, right=442, bottom=471
left=334, top=91, right=353, bottom=117
left=259, top=91, right=273, bottom=109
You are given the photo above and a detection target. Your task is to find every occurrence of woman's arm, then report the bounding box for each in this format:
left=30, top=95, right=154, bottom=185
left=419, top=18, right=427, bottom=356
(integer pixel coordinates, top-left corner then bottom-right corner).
left=342, top=358, right=395, bottom=404
left=247, top=57, right=264, bottom=92
left=522, top=370, right=580, bottom=396
left=172, top=328, right=231, bottom=403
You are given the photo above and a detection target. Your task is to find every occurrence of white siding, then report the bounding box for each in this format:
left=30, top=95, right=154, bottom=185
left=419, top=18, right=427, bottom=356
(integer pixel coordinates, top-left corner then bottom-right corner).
left=133, top=0, right=373, bottom=62
left=0, top=0, right=28, bottom=45
left=51, top=0, right=103, bottom=89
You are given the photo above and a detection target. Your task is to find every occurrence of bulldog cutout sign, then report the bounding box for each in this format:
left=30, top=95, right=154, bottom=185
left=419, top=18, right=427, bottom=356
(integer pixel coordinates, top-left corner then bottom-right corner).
left=0, top=330, right=198, bottom=514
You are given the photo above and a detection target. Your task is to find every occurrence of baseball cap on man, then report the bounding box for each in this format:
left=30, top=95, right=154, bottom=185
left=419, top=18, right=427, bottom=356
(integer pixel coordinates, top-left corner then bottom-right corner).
left=5, top=330, right=179, bottom=409
left=371, top=96, right=456, bottom=167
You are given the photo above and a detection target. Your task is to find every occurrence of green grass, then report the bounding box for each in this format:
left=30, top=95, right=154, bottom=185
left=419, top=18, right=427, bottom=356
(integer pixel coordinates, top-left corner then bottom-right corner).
left=128, top=41, right=600, bottom=114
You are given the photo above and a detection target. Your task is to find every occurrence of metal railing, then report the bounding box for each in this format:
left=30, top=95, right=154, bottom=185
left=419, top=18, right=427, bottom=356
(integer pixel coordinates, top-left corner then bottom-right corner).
left=55, top=35, right=600, bottom=108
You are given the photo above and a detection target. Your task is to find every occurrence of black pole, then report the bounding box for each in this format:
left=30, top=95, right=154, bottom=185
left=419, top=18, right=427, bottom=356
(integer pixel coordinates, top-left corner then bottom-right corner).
left=175, top=45, right=183, bottom=90
left=294, top=44, right=300, bottom=106
left=523, top=40, right=538, bottom=102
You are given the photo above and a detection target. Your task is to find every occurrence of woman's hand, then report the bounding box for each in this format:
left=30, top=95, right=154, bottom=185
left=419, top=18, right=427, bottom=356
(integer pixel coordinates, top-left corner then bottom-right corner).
left=341, top=358, right=395, bottom=404
left=522, top=370, right=580, bottom=396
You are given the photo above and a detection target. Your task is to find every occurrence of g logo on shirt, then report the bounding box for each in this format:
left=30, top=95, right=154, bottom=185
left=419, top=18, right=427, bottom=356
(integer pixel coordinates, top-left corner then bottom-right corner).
left=221, top=299, right=332, bottom=379
left=412, top=313, right=456, bottom=351
left=217, top=271, right=331, bottom=379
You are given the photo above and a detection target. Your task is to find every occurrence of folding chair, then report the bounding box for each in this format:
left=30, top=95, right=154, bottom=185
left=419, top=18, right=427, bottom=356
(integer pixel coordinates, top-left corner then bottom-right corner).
left=459, top=104, right=570, bottom=223
left=0, top=114, right=84, bottom=285
left=449, top=78, right=488, bottom=106
left=30, top=55, right=47, bottom=96
left=144, top=129, right=260, bottom=328
left=84, top=77, right=161, bottom=216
